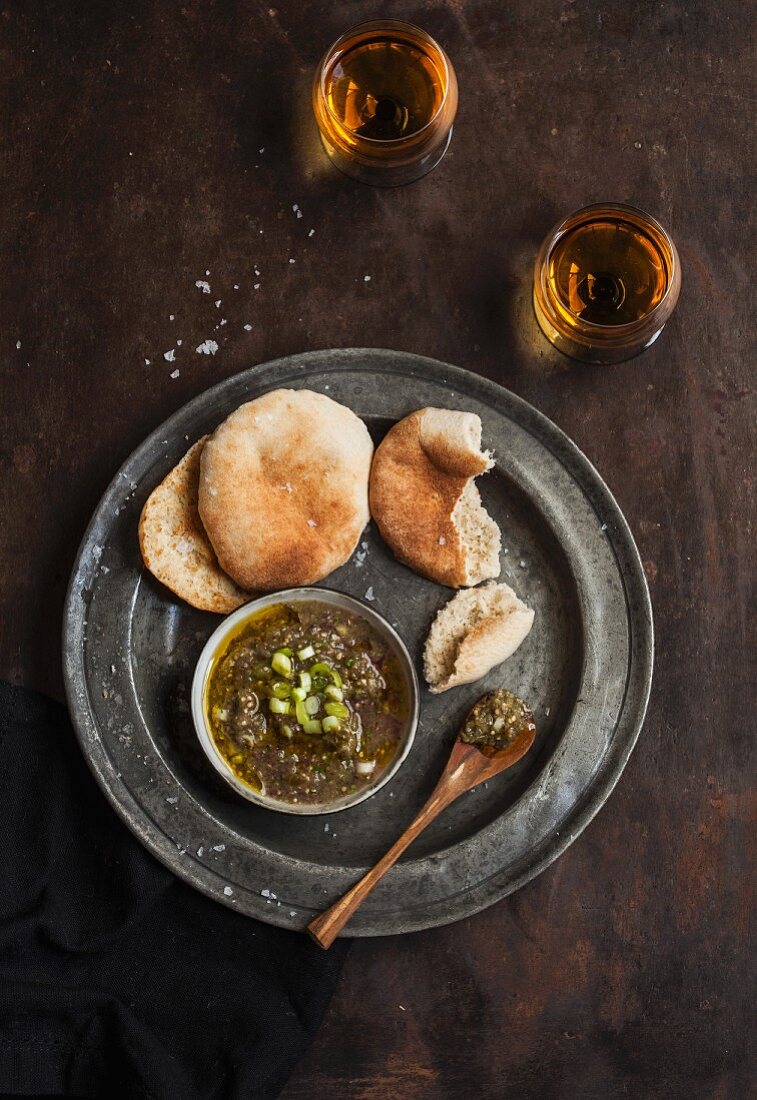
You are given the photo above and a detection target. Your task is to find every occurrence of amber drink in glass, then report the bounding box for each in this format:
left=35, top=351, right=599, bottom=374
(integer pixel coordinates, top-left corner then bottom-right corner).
left=533, top=203, right=681, bottom=363
left=312, top=20, right=458, bottom=186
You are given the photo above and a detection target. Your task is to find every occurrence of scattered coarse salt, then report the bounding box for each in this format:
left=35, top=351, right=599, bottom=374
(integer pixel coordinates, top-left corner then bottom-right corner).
left=324, top=823, right=330, bottom=832
left=288, top=258, right=296, bottom=264
left=253, top=283, right=261, bottom=290
left=364, top=586, right=375, bottom=602
left=308, top=228, right=315, bottom=237
left=197, top=846, right=204, bottom=857
left=290, top=910, right=297, bottom=917
left=16, top=340, right=21, bottom=349
left=439, top=536, right=446, bottom=545
left=219, top=319, right=227, bottom=326
left=261, top=888, right=277, bottom=899
left=163, top=349, right=175, bottom=362
left=169, top=314, right=175, bottom=321
left=292, top=203, right=302, bottom=218
left=259, top=147, right=265, bottom=154
left=503, top=547, right=509, bottom=555
left=212, top=843, right=226, bottom=852
left=214, top=299, right=222, bottom=308
left=223, top=886, right=234, bottom=896
left=363, top=275, right=371, bottom=282
left=196, top=280, right=211, bottom=293
left=282, top=482, right=293, bottom=493
left=307, top=519, right=317, bottom=527
left=399, top=1005, right=406, bottom=1012
left=244, top=323, right=253, bottom=331
left=233, top=283, right=239, bottom=290
left=170, top=369, right=180, bottom=379
left=196, top=339, right=219, bottom=356
left=519, top=559, right=527, bottom=568
left=545, top=706, right=551, bottom=716
left=601, top=523, right=608, bottom=531
left=144, top=358, right=151, bottom=366
left=166, top=796, right=178, bottom=804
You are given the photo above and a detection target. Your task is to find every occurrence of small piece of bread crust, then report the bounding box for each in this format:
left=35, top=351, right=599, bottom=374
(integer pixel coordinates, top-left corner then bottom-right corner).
left=369, top=407, right=501, bottom=587
left=423, top=582, right=535, bottom=693
left=198, top=389, right=374, bottom=591
left=138, top=438, right=250, bottom=613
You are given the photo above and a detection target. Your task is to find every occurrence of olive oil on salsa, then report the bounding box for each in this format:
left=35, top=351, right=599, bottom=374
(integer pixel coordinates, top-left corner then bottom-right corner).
left=205, top=602, right=408, bottom=806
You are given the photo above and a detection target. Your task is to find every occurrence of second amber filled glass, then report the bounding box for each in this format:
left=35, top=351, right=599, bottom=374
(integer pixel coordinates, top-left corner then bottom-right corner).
left=313, top=20, right=458, bottom=186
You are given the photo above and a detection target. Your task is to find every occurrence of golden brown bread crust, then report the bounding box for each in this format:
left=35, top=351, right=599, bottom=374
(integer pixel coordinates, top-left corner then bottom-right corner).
left=369, top=408, right=496, bottom=588
left=138, top=438, right=250, bottom=613
left=198, top=389, right=373, bottom=591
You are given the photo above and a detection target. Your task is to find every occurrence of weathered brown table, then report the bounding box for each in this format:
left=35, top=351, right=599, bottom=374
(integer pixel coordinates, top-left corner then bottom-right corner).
left=3, top=2, right=753, bottom=1096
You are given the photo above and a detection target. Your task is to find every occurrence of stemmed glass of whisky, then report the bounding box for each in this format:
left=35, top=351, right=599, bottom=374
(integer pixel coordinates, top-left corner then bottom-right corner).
left=312, top=20, right=458, bottom=186
left=533, top=204, right=682, bottom=363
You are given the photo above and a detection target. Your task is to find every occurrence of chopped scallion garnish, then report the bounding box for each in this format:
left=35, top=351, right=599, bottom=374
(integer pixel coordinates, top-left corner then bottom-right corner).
left=297, top=644, right=315, bottom=661
left=271, top=651, right=292, bottom=678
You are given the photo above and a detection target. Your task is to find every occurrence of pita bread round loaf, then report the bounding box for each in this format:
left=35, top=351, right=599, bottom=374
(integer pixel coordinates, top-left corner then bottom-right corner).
left=369, top=408, right=501, bottom=588
left=198, top=389, right=373, bottom=590
left=423, top=582, right=535, bottom=693
left=138, top=438, right=250, bottom=613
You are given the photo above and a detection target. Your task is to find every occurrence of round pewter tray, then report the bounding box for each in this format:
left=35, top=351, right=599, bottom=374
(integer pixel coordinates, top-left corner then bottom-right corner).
left=63, top=349, right=653, bottom=937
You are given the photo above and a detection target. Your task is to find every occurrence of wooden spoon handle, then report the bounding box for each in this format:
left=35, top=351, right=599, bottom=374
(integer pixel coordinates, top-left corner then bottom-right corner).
left=307, top=785, right=456, bottom=949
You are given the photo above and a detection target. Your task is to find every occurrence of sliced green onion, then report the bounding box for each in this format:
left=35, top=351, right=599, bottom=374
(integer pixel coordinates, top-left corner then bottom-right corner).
left=324, top=684, right=343, bottom=703
left=298, top=670, right=312, bottom=693
left=271, top=681, right=291, bottom=699
left=271, top=651, right=292, bottom=678
left=310, top=662, right=342, bottom=688
left=281, top=724, right=293, bottom=739
left=324, top=701, right=349, bottom=720
left=312, top=676, right=328, bottom=692
left=322, top=715, right=341, bottom=733
left=295, top=700, right=309, bottom=727
left=278, top=647, right=293, bottom=657
left=291, top=686, right=306, bottom=702
left=304, top=695, right=320, bottom=716
left=269, top=698, right=291, bottom=715
left=302, top=719, right=322, bottom=735
left=297, top=644, right=315, bottom=661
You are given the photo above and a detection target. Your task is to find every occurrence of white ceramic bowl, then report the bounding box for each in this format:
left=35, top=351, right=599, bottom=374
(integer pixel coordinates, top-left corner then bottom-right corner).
left=191, top=587, right=420, bottom=815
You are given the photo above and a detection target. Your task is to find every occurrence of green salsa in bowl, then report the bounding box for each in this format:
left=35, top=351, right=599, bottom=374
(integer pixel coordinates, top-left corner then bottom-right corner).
left=191, top=589, right=419, bottom=815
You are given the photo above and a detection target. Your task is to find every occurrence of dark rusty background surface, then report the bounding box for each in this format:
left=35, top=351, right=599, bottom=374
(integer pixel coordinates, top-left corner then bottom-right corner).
left=1, top=1, right=754, bottom=1097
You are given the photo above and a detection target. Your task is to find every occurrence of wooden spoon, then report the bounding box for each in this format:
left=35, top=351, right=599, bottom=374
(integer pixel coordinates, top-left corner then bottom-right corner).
left=308, top=690, right=537, bottom=948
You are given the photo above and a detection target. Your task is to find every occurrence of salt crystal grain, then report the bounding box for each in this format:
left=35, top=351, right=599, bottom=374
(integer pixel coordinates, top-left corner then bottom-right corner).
left=176, top=339, right=182, bottom=346
left=214, top=299, right=222, bottom=308
left=307, top=519, right=317, bottom=528
left=233, top=283, right=240, bottom=290
left=197, top=846, right=204, bottom=857
left=439, top=536, right=446, bottom=545
left=283, top=482, right=293, bottom=493
left=170, top=369, right=180, bottom=379
left=399, top=1005, right=406, bottom=1012
left=254, top=267, right=261, bottom=276
left=212, top=844, right=226, bottom=852
left=196, top=340, right=219, bottom=356
left=223, top=886, right=234, bottom=896
left=195, top=280, right=211, bottom=293
left=519, top=559, right=526, bottom=568
left=144, top=358, right=150, bottom=365
left=259, top=147, right=265, bottom=153
left=545, top=707, right=551, bottom=716
left=244, top=324, right=253, bottom=331
left=253, top=283, right=260, bottom=290
left=163, top=349, right=175, bottom=362
left=169, top=314, right=175, bottom=320
left=219, top=319, right=227, bottom=326
left=308, top=229, right=315, bottom=237
left=288, top=258, right=296, bottom=264
left=363, top=275, right=371, bottom=282
left=365, top=587, right=375, bottom=601
left=324, top=823, right=330, bottom=832
left=290, top=910, right=297, bottom=917
left=16, top=340, right=21, bottom=349
left=261, top=888, right=277, bottom=899
left=503, top=548, right=509, bottom=555
left=601, top=523, right=608, bottom=531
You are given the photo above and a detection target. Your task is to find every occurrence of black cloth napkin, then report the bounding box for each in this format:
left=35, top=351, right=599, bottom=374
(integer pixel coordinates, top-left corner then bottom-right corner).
left=0, top=682, right=349, bottom=1100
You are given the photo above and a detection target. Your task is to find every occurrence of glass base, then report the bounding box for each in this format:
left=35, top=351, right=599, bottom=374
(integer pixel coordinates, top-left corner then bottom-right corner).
left=320, top=126, right=453, bottom=187
left=532, top=289, right=667, bottom=365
